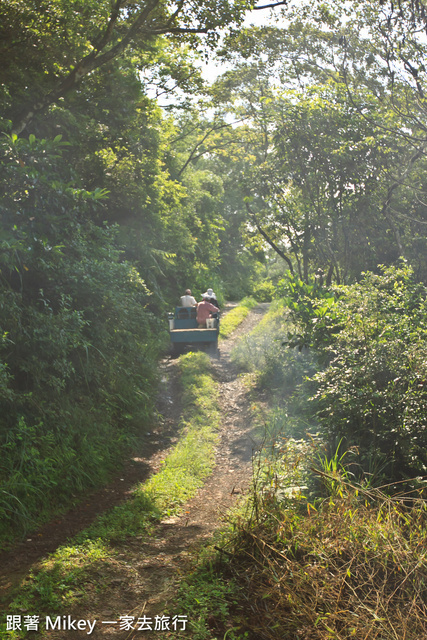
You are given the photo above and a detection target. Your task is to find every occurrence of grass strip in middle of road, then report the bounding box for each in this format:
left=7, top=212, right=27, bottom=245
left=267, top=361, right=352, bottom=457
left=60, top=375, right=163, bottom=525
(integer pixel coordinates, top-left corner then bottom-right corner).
left=143, top=350, right=221, bottom=515
left=3, top=351, right=221, bottom=638
left=219, top=297, right=258, bottom=340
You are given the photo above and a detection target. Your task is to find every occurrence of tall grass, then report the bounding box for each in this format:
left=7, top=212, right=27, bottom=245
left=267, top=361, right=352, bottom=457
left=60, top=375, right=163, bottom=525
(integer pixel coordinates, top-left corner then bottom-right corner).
left=231, top=299, right=318, bottom=441
left=231, top=300, right=316, bottom=390
left=172, top=439, right=427, bottom=640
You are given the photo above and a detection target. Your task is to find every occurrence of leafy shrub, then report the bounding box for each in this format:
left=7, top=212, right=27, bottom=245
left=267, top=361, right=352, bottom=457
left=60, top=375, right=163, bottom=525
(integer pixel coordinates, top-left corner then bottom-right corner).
left=251, top=279, right=276, bottom=302
left=279, top=273, right=341, bottom=356
left=0, top=134, right=162, bottom=543
left=306, top=264, right=427, bottom=479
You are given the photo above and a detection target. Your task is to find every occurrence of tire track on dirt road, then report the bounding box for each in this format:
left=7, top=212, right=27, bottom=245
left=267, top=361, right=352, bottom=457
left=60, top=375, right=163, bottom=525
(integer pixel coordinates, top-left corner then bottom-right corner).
left=78, top=303, right=270, bottom=639
left=1, top=303, right=270, bottom=638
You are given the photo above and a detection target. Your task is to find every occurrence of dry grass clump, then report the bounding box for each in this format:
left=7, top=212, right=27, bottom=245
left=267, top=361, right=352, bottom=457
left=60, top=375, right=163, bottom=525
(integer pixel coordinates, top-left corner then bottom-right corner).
left=225, top=482, right=427, bottom=639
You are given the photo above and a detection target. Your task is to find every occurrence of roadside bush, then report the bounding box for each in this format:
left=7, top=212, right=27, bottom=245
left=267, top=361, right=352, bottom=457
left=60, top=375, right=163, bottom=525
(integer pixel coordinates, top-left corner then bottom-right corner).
left=252, top=279, right=275, bottom=302
left=172, top=437, right=427, bottom=640
left=219, top=483, right=427, bottom=640
left=279, top=273, right=341, bottom=356
left=0, top=134, right=162, bottom=543
left=306, top=264, right=427, bottom=479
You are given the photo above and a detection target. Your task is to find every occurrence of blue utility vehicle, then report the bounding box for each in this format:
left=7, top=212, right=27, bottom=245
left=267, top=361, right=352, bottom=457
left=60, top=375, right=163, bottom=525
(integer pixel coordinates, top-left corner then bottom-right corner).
left=168, top=306, right=219, bottom=356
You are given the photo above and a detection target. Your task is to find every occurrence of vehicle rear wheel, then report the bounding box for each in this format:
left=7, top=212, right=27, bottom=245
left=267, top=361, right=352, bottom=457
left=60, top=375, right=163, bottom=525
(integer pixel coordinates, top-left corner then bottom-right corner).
left=207, top=340, right=219, bottom=359
left=171, top=343, right=183, bottom=357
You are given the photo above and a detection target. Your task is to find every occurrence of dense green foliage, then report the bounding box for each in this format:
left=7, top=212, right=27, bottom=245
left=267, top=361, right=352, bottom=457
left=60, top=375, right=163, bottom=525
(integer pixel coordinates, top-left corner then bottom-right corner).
left=312, top=265, right=427, bottom=480
left=206, top=0, right=427, bottom=284
left=2, top=0, right=427, bottom=545
left=232, top=265, right=427, bottom=483
left=0, top=132, right=163, bottom=541
left=0, top=0, right=264, bottom=542
left=283, top=264, right=427, bottom=481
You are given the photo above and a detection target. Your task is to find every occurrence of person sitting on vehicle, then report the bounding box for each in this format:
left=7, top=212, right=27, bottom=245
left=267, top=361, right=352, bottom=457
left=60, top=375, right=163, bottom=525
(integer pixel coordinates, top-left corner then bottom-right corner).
left=201, top=287, right=218, bottom=307
left=197, top=295, right=219, bottom=327
left=180, top=289, right=197, bottom=307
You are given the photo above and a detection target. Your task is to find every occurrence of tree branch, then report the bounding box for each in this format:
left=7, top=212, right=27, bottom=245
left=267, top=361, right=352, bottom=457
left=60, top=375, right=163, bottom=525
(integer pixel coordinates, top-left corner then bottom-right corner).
left=245, top=201, right=294, bottom=273
left=253, top=1, right=288, bottom=9
left=12, top=0, right=204, bottom=135
left=92, top=0, right=126, bottom=54
left=177, top=121, right=235, bottom=177
left=379, top=145, right=425, bottom=255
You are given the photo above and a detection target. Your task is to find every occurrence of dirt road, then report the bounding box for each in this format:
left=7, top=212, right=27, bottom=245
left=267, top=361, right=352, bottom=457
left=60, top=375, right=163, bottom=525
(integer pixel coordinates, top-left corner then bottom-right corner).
left=0, top=303, right=269, bottom=638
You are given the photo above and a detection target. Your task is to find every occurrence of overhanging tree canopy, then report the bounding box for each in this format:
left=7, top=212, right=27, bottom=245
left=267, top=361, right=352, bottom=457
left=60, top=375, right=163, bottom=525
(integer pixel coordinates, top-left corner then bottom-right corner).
left=0, top=0, right=289, bottom=135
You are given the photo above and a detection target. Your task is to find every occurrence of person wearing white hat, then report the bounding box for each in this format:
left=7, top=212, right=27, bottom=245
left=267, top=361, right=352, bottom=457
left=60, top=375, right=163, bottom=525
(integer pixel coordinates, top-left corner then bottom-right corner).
left=201, top=288, right=218, bottom=306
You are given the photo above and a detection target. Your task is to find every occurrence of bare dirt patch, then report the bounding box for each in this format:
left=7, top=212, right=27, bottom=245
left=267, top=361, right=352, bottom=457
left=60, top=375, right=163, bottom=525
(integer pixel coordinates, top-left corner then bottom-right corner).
left=0, top=303, right=269, bottom=637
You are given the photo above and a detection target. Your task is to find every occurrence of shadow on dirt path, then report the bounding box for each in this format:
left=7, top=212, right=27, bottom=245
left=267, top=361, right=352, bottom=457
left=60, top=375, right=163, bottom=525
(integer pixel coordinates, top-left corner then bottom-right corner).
left=0, top=373, right=182, bottom=593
